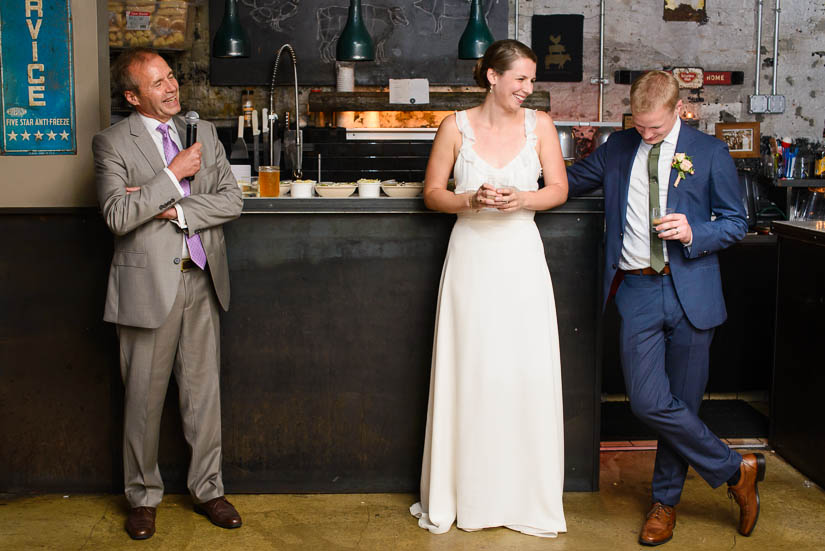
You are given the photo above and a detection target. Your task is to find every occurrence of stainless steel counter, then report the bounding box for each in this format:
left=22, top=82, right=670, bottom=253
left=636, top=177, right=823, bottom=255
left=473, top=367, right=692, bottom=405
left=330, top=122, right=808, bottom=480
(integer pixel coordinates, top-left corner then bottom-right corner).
left=772, top=220, right=825, bottom=244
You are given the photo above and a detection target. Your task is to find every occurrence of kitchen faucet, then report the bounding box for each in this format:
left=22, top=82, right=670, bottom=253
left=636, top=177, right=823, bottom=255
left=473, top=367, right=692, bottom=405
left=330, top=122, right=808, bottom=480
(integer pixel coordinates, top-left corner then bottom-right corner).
left=269, top=44, right=302, bottom=179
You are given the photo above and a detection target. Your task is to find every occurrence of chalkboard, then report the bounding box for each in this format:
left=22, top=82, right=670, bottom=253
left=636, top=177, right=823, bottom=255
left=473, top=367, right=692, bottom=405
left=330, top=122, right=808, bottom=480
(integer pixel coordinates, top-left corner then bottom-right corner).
left=209, top=0, right=509, bottom=86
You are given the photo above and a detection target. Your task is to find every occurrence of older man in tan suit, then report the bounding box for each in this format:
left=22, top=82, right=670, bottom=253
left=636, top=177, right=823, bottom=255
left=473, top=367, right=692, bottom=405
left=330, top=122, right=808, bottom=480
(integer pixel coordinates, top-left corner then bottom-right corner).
left=93, top=48, right=243, bottom=540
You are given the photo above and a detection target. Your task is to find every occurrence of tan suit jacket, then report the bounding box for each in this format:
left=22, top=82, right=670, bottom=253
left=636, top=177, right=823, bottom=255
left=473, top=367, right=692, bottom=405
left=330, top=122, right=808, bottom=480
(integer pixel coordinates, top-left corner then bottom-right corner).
left=93, top=112, right=242, bottom=328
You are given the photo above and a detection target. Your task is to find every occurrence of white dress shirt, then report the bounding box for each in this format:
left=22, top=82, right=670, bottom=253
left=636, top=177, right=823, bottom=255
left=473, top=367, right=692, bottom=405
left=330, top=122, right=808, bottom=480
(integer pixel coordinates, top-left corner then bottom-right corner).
left=137, top=113, right=190, bottom=256
left=618, top=117, right=687, bottom=270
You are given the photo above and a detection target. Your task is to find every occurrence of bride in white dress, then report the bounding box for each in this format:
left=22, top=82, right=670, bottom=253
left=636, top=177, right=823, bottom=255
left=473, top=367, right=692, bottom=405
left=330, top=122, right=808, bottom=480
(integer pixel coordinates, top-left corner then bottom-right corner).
left=410, top=40, right=569, bottom=538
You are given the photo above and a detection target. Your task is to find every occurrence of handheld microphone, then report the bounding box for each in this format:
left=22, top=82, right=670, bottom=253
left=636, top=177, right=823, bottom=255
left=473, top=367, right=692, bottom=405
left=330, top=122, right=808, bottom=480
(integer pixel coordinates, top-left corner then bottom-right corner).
left=184, top=111, right=199, bottom=148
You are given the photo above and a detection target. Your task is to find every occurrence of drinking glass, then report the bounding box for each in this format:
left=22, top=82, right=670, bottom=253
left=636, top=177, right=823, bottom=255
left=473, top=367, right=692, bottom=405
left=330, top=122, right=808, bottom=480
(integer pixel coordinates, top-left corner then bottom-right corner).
left=651, top=207, right=674, bottom=234
left=801, top=190, right=825, bottom=221
left=794, top=155, right=813, bottom=180
left=791, top=190, right=807, bottom=221
left=484, top=174, right=510, bottom=210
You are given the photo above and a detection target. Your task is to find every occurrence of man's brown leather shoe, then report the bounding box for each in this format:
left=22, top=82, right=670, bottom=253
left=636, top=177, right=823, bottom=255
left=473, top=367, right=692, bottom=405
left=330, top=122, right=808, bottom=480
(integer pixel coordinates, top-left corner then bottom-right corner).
left=728, top=452, right=766, bottom=536
left=639, top=502, right=675, bottom=546
left=125, top=506, right=156, bottom=540
left=194, top=496, right=242, bottom=529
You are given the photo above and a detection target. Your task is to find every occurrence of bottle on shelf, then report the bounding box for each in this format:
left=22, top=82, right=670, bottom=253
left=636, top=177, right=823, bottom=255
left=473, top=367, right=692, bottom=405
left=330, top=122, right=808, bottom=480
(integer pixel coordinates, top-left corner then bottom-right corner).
left=814, top=123, right=825, bottom=178
left=242, top=89, right=255, bottom=128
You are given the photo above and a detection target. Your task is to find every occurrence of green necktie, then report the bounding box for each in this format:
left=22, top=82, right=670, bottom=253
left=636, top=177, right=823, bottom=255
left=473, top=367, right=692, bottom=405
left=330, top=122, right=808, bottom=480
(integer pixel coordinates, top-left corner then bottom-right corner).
left=648, top=142, right=665, bottom=273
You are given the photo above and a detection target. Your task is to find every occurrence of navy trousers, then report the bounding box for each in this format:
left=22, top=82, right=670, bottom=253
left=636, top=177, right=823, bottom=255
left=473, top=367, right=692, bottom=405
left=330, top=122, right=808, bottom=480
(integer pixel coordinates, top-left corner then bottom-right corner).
left=614, top=273, right=742, bottom=506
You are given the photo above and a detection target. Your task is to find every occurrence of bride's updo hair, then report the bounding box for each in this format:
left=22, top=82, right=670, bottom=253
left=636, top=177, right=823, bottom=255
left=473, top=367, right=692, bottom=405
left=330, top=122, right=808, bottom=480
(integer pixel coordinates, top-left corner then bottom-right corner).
left=473, top=39, right=537, bottom=90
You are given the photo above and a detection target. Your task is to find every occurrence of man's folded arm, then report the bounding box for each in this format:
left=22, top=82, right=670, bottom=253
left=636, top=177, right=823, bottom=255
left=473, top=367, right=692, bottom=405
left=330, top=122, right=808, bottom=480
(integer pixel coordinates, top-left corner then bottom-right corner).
left=94, top=133, right=183, bottom=236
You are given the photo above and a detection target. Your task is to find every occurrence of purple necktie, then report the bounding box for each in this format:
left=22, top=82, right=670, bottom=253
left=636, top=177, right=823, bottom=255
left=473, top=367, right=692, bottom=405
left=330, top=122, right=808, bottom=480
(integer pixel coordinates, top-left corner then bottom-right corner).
left=157, top=123, right=207, bottom=269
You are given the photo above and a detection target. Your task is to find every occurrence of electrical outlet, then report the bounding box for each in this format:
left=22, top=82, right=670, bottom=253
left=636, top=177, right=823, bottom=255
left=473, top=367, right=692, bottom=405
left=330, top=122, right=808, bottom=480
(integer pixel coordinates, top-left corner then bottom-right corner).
left=767, top=95, right=786, bottom=113
left=749, top=95, right=769, bottom=114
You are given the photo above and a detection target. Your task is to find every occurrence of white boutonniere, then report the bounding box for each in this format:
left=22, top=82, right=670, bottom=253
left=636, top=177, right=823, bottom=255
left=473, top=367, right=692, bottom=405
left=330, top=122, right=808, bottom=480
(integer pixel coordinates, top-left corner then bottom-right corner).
left=671, top=153, right=695, bottom=188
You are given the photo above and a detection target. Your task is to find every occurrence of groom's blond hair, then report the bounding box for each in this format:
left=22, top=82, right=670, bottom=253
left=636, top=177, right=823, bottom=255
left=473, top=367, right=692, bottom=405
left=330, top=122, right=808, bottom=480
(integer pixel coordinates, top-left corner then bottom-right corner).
left=630, top=71, right=680, bottom=114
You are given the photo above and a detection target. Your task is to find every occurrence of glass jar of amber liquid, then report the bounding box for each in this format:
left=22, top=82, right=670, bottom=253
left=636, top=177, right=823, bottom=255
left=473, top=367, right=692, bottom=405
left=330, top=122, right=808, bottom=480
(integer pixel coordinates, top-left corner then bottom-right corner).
left=258, top=166, right=280, bottom=197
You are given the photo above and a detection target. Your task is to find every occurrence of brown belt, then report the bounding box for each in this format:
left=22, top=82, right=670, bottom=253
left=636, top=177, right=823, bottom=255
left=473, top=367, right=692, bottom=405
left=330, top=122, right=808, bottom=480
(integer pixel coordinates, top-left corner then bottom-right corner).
left=621, top=264, right=671, bottom=276
left=180, top=258, right=198, bottom=271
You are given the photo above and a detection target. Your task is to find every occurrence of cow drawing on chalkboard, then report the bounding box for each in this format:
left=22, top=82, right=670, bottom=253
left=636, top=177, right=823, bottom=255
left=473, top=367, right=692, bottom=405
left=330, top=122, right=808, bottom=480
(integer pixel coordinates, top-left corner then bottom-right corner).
left=413, top=0, right=498, bottom=33
left=316, top=4, right=410, bottom=64
left=242, top=0, right=300, bottom=33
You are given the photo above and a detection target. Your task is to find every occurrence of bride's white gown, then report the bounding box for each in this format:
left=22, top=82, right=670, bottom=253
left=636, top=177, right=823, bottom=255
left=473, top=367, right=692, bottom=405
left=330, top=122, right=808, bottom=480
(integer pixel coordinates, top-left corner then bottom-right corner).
left=410, top=109, right=566, bottom=538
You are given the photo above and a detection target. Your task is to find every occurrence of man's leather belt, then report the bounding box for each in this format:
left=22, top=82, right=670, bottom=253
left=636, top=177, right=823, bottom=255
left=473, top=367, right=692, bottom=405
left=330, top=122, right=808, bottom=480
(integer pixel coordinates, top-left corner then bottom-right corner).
left=181, top=258, right=197, bottom=271
left=621, top=264, right=671, bottom=276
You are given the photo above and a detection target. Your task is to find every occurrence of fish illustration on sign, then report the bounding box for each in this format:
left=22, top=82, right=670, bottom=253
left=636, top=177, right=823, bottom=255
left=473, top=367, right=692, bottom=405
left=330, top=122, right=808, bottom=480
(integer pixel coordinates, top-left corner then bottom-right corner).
left=544, top=35, right=571, bottom=70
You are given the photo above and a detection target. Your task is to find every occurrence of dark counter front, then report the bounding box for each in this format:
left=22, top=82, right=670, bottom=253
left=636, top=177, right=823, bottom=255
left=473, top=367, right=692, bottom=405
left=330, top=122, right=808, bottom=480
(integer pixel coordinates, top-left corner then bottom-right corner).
left=221, top=197, right=604, bottom=493
left=601, top=232, right=778, bottom=398
left=0, top=197, right=604, bottom=494
left=0, top=211, right=120, bottom=494
left=771, top=221, right=825, bottom=489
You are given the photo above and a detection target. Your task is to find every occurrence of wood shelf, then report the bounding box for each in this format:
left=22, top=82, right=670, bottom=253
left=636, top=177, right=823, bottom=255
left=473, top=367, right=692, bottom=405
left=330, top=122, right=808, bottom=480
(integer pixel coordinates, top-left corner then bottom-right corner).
left=308, top=91, right=551, bottom=112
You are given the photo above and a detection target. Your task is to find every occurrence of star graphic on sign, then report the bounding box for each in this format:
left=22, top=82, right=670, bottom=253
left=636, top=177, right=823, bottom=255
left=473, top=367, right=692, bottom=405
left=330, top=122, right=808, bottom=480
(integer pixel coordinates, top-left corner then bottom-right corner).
left=21, top=130, right=31, bottom=140
left=34, top=130, right=44, bottom=140
left=8, top=130, right=17, bottom=141
left=60, top=130, right=70, bottom=140
left=47, top=130, right=57, bottom=140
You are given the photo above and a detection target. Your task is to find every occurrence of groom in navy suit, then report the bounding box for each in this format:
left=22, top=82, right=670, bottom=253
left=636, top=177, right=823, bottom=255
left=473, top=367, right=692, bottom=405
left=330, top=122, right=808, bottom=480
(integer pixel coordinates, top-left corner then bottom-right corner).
left=567, top=71, right=764, bottom=546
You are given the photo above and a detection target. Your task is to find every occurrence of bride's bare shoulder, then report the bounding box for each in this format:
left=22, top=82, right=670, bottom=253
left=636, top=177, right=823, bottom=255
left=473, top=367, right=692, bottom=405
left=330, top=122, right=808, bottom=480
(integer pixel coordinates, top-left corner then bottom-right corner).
left=534, top=109, right=556, bottom=127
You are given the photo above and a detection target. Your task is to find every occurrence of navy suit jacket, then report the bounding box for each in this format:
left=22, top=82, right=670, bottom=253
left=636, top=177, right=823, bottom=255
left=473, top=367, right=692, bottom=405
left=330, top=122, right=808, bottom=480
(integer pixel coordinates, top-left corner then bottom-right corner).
left=567, top=124, right=747, bottom=330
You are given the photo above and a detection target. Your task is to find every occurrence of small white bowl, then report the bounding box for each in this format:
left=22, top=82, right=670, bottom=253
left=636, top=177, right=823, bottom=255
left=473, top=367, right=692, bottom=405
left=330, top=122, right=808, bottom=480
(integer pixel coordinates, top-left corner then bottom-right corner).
left=357, top=180, right=381, bottom=198
left=291, top=180, right=316, bottom=198
left=382, top=182, right=423, bottom=198
left=315, top=183, right=356, bottom=198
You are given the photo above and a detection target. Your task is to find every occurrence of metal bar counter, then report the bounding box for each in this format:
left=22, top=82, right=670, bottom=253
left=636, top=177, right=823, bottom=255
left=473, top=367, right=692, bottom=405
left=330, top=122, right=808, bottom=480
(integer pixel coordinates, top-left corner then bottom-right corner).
left=220, top=197, right=604, bottom=493
left=241, top=196, right=602, bottom=214
left=0, top=199, right=604, bottom=494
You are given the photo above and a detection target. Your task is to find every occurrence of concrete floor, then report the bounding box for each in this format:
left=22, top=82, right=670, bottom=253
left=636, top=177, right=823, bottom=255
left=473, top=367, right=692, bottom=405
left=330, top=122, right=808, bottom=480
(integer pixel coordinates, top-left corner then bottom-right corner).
left=1, top=448, right=823, bottom=550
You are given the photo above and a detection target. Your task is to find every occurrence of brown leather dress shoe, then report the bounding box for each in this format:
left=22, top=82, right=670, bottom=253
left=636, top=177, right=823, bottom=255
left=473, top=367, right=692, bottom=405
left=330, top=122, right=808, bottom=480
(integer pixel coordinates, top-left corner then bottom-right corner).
left=728, top=452, right=766, bottom=536
left=194, top=496, right=242, bottom=529
left=125, top=506, right=156, bottom=540
left=639, top=502, right=676, bottom=546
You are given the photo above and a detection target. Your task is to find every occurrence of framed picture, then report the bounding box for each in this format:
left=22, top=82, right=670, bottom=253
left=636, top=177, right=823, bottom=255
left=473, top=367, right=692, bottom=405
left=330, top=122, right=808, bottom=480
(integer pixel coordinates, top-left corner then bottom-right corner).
left=664, top=0, right=708, bottom=23
left=715, top=122, right=760, bottom=158
left=622, top=113, right=634, bottom=130
left=532, top=15, right=584, bottom=82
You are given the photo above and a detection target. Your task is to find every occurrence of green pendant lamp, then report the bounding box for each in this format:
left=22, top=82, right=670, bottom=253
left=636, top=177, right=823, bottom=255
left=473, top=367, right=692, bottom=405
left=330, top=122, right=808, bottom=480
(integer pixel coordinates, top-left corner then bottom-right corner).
left=336, top=0, right=375, bottom=61
left=458, top=0, right=494, bottom=59
left=213, top=0, right=250, bottom=58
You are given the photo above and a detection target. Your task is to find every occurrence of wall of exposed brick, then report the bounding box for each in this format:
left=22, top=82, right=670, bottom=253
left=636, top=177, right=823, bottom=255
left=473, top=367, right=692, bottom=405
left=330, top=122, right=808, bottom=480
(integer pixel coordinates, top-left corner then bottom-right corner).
left=517, top=0, right=825, bottom=139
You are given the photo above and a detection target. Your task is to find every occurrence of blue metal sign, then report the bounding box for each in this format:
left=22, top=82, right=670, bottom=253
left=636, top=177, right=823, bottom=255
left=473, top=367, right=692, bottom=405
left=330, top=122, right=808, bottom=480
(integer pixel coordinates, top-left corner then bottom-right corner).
left=0, top=0, right=76, bottom=155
